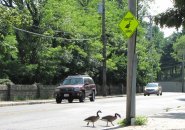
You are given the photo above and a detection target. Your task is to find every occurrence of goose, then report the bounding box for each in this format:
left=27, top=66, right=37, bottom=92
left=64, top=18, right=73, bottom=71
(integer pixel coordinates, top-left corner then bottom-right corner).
left=101, top=113, right=121, bottom=126
left=84, top=110, right=102, bottom=127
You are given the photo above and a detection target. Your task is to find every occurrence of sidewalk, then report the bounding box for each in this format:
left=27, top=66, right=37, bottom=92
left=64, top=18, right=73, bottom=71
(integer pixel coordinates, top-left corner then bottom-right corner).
left=117, top=106, right=185, bottom=130
left=0, top=99, right=55, bottom=107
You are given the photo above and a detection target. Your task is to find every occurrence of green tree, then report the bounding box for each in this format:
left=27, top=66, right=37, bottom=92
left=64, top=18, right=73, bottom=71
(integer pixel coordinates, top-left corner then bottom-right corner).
left=172, top=35, right=185, bottom=62
left=0, top=5, right=19, bottom=78
left=0, top=0, right=165, bottom=86
left=155, top=0, right=185, bottom=29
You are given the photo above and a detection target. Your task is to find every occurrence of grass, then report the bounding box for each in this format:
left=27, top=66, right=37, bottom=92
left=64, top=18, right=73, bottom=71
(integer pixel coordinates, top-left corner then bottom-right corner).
left=135, top=116, right=148, bottom=125
left=118, top=116, right=148, bottom=126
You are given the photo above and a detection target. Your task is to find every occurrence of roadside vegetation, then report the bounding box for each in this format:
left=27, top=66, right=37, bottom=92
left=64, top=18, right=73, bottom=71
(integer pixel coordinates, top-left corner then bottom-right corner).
left=118, top=116, right=148, bottom=126
left=0, top=0, right=184, bottom=86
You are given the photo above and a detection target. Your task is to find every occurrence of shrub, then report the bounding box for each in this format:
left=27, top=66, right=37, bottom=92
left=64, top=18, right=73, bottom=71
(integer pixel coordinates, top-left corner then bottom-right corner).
left=135, top=116, right=148, bottom=125
left=118, top=116, right=148, bottom=126
left=118, top=118, right=128, bottom=126
left=0, top=79, right=12, bottom=85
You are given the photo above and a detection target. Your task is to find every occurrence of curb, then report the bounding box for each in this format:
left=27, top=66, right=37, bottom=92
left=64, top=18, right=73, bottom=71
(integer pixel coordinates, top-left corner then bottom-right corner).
left=0, top=95, right=126, bottom=107
left=0, top=100, right=55, bottom=107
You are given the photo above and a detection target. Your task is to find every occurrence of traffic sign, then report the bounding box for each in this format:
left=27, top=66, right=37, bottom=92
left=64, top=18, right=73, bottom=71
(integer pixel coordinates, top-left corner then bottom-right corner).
left=119, top=11, right=139, bottom=38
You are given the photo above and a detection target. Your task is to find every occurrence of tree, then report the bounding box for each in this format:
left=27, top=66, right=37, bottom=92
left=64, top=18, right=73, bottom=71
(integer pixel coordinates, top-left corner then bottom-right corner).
left=172, top=35, right=185, bottom=62
left=154, top=0, right=185, bottom=29
left=0, top=5, right=19, bottom=78
left=0, top=0, right=165, bottom=86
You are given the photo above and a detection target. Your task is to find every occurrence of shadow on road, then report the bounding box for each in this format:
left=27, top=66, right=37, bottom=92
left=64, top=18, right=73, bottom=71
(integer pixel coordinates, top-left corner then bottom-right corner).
left=150, top=112, right=185, bottom=119
left=177, top=98, right=185, bottom=102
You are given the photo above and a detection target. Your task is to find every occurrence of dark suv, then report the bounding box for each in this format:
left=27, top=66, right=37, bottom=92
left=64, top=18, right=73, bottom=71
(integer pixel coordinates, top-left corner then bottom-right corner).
left=54, top=75, right=97, bottom=103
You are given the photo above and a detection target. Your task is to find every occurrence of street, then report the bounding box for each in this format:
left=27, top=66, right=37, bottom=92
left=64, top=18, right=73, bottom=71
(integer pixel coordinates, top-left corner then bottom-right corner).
left=0, top=92, right=184, bottom=130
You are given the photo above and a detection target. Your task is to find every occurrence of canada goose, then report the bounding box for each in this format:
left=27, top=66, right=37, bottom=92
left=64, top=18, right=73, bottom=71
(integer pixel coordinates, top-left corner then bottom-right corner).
left=84, top=110, right=102, bottom=127
left=101, top=113, right=121, bottom=126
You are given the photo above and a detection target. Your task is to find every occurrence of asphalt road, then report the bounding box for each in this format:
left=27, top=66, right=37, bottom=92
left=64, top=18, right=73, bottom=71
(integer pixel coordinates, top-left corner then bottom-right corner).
left=0, top=92, right=184, bottom=130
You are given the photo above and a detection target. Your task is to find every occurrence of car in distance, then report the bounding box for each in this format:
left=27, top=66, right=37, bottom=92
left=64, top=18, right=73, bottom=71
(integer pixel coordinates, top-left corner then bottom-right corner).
left=54, top=75, right=97, bottom=103
left=144, top=82, right=162, bottom=96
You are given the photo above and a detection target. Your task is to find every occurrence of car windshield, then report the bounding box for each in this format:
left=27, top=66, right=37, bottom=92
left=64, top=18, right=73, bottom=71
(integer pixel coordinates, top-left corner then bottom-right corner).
left=63, top=78, right=83, bottom=85
left=146, top=83, right=158, bottom=87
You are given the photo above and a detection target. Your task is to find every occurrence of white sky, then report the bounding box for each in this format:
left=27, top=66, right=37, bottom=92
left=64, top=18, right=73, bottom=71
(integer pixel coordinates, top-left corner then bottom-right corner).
left=149, top=0, right=180, bottom=37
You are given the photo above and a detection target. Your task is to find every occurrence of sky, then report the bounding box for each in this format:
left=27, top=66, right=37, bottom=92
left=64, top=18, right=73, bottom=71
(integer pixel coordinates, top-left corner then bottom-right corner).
left=149, top=0, right=179, bottom=37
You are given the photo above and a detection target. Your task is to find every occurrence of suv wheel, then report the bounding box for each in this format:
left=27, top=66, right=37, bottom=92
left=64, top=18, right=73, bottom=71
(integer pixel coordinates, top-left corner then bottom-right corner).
left=56, top=96, right=62, bottom=104
left=79, top=92, right=85, bottom=102
left=90, top=91, right=95, bottom=102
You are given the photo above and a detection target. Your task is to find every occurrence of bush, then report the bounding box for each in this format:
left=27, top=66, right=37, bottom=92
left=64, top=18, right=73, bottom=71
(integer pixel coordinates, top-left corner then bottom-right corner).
left=0, top=79, right=12, bottom=85
left=118, top=119, right=128, bottom=126
left=135, top=116, right=148, bottom=125
left=118, top=116, right=148, bottom=126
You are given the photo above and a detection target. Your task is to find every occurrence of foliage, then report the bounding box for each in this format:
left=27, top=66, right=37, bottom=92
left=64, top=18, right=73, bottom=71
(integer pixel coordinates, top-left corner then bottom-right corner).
left=154, top=0, right=185, bottom=29
left=0, top=79, right=12, bottom=85
left=160, top=33, right=180, bottom=67
left=0, top=0, right=165, bottom=86
left=118, top=118, right=127, bottom=126
left=172, top=35, right=185, bottom=62
left=118, top=116, right=148, bottom=126
left=135, top=116, right=148, bottom=125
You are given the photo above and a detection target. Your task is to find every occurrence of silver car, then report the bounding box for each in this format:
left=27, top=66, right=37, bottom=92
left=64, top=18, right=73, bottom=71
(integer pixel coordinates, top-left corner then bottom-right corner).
left=144, top=82, right=162, bottom=96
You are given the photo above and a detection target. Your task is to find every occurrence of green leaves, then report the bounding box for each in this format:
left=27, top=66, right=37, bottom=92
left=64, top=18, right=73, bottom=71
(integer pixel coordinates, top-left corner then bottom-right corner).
left=172, top=35, right=185, bottom=62
left=0, top=0, right=166, bottom=85
left=154, top=0, right=185, bottom=29
left=1, top=35, right=18, bottom=59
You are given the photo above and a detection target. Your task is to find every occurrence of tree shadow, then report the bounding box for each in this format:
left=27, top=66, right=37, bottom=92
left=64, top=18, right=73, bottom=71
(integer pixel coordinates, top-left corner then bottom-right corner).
left=101, top=125, right=122, bottom=130
left=82, top=125, right=97, bottom=128
left=177, top=98, right=185, bottom=102
left=150, top=112, right=185, bottom=120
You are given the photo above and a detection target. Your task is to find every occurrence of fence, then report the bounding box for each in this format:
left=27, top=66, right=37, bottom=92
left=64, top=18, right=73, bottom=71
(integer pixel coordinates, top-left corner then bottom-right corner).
left=0, top=83, right=144, bottom=101
left=158, top=81, right=185, bottom=92
left=0, top=84, right=56, bottom=101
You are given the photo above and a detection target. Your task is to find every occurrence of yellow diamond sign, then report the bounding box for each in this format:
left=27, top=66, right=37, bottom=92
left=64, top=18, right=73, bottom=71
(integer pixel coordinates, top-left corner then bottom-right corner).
left=119, top=11, right=139, bottom=38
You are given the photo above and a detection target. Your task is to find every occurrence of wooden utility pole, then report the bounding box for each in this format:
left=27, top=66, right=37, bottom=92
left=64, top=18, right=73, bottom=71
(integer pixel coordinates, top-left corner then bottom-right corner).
left=182, top=54, right=184, bottom=92
left=126, top=0, right=137, bottom=125
left=102, top=0, right=107, bottom=96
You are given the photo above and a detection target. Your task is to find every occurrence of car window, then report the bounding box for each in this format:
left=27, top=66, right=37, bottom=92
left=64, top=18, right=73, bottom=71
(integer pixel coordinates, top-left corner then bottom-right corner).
left=146, top=83, right=158, bottom=87
left=88, top=78, right=94, bottom=84
left=84, top=78, right=89, bottom=84
left=63, top=78, right=83, bottom=85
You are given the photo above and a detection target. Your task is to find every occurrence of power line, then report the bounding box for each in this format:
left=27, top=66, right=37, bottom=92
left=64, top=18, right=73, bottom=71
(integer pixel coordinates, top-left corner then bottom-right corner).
left=31, top=25, right=65, bottom=33
left=13, top=26, right=99, bottom=41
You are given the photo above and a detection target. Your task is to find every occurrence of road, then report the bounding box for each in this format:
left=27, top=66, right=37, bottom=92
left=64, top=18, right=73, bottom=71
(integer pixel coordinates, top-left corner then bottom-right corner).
left=0, top=92, right=184, bottom=130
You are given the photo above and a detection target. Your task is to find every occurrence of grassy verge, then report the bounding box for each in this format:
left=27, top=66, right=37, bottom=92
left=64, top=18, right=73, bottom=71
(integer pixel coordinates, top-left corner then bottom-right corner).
left=118, top=116, right=148, bottom=126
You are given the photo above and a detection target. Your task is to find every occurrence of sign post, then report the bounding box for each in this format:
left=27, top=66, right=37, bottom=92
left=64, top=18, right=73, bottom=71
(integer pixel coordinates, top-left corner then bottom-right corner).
left=119, top=0, right=138, bottom=125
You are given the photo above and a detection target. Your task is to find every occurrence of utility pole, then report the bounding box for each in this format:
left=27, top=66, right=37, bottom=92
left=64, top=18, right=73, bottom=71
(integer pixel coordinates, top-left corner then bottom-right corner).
left=102, top=0, right=107, bottom=96
left=182, top=54, right=184, bottom=92
left=148, top=15, right=153, bottom=82
left=126, top=0, right=137, bottom=125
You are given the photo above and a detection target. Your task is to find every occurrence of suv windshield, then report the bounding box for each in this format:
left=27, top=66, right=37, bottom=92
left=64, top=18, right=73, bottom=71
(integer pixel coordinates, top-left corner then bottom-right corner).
left=63, top=78, right=83, bottom=85
left=146, top=83, right=158, bottom=87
